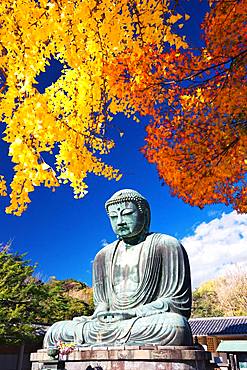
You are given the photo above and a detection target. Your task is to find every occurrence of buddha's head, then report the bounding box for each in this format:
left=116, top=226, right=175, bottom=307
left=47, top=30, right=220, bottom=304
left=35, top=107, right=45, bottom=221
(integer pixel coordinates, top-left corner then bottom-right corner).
left=105, top=189, right=150, bottom=243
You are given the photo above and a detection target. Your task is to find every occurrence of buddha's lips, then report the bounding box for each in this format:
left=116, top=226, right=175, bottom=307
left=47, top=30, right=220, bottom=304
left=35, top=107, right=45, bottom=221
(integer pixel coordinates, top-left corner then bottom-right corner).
left=117, top=226, right=129, bottom=232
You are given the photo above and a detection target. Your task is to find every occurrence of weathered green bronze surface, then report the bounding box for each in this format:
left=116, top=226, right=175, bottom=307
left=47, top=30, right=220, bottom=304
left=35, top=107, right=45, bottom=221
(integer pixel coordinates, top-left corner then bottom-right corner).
left=44, top=189, right=192, bottom=348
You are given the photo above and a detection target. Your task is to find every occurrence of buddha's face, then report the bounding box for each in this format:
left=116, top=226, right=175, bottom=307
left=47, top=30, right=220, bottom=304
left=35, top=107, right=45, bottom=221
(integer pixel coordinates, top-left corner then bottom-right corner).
left=108, top=201, right=145, bottom=239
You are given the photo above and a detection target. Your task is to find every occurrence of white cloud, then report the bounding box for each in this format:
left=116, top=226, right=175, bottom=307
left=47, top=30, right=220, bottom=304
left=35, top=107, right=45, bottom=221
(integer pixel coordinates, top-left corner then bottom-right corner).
left=182, top=211, right=247, bottom=289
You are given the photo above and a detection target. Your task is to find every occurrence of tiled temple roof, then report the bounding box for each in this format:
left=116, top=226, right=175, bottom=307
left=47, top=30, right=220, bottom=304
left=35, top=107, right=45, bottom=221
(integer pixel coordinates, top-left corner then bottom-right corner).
left=189, top=316, right=247, bottom=335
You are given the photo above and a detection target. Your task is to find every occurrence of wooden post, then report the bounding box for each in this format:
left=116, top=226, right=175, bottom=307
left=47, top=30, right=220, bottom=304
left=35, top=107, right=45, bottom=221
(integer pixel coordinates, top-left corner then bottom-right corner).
left=16, top=343, right=25, bottom=370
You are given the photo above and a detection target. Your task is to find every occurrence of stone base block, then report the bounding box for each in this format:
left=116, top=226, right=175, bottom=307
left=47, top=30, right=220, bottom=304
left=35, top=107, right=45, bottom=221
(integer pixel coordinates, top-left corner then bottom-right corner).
left=30, top=346, right=214, bottom=370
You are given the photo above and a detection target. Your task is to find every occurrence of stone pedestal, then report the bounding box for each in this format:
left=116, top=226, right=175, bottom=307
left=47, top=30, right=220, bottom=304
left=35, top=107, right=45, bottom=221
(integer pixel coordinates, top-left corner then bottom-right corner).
left=30, top=346, right=214, bottom=370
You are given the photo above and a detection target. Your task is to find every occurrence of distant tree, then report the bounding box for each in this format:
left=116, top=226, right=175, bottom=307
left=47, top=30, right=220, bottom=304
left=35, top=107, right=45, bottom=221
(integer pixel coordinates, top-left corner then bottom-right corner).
left=216, top=266, right=247, bottom=316
left=41, top=278, right=94, bottom=323
left=0, top=244, right=45, bottom=344
left=0, top=245, right=93, bottom=343
left=192, top=266, right=247, bottom=318
left=192, top=280, right=223, bottom=318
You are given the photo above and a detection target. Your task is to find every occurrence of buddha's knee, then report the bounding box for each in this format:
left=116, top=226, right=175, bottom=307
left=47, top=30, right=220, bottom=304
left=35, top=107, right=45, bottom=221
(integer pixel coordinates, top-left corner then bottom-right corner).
left=137, top=312, right=187, bottom=327
left=44, top=320, right=75, bottom=348
left=160, top=312, right=192, bottom=344
left=161, top=312, right=188, bottom=327
left=126, top=312, right=190, bottom=346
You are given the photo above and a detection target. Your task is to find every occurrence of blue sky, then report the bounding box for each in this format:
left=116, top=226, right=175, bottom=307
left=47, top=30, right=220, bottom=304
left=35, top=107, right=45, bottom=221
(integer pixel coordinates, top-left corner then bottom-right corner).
left=1, top=1, right=246, bottom=288
left=0, top=114, right=231, bottom=287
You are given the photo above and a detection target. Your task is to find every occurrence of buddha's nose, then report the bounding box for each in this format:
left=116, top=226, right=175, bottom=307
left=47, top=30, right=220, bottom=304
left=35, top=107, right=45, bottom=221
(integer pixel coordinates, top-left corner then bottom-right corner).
left=117, top=214, right=125, bottom=225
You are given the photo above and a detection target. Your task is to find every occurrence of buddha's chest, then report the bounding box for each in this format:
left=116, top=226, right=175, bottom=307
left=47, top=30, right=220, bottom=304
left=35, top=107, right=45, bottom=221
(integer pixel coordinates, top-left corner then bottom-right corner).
left=112, top=243, right=143, bottom=294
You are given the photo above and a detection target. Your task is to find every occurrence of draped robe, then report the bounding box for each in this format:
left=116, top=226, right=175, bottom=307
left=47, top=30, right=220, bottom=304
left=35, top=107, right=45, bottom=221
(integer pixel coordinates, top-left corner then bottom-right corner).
left=43, top=233, right=192, bottom=347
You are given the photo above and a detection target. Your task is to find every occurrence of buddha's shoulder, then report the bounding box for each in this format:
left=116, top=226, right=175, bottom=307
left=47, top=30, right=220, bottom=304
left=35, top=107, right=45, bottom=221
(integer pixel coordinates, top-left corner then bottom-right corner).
left=94, top=240, right=118, bottom=259
left=146, top=233, right=182, bottom=249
